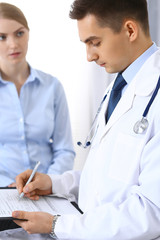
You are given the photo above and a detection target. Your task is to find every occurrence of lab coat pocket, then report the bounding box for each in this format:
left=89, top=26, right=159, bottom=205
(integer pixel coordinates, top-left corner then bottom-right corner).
left=108, top=133, right=143, bottom=184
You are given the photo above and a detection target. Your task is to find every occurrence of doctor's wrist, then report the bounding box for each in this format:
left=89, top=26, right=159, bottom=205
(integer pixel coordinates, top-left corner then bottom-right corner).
left=50, top=215, right=60, bottom=239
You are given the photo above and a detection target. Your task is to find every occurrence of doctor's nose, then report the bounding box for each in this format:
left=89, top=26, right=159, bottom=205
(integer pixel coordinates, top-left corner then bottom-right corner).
left=86, top=47, right=98, bottom=62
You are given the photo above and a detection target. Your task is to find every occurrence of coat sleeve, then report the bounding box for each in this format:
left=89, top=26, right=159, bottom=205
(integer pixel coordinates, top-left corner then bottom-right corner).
left=54, top=166, right=160, bottom=239
left=54, top=131, right=160, bottom=239
left=55, top=196, right=160, bottom=240
left=48, top=170, right=81, bottom=203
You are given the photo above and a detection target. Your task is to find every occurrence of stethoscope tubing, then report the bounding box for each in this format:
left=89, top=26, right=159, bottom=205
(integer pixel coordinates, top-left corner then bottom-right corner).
left=142, top=76, right=160, bottom=117
left=77, top=93, right=108, bottom=148
left=78, top=76, right=160, bottom=147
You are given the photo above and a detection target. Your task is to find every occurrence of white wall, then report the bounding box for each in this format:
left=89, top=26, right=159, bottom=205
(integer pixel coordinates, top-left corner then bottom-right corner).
left=148, top=0, right=160, bottom=46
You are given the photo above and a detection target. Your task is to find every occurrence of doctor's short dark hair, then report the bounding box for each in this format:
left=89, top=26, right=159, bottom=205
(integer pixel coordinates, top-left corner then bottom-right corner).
left=69, top=0, right=149, bottom=36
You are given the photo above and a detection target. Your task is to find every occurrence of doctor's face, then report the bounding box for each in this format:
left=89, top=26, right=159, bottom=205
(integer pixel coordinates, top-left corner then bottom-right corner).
left=77, top=14, right=132, bottom=73
left=0, top=18, right=29, bottom=66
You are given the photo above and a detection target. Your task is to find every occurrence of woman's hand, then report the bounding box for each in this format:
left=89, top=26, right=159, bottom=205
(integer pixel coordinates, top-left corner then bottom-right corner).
left=8, top=182, right=16, bottom=187
left=16, top=170, right=52, bottom=200
left=12, top=211, right=54, bottom=234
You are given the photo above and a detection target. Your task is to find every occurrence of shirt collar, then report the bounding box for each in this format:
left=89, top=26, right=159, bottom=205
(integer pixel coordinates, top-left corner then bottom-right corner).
left=0, top=73, right=6, bottom=84
left=0, top=65, right=44, bottom=85
left=122, top=42, right=158, bottom=85
left=26, top=66, right=44, bottom=84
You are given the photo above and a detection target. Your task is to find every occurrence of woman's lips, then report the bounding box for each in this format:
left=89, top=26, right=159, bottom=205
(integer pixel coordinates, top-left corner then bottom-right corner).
left=9, top=52, right=21, bottom=57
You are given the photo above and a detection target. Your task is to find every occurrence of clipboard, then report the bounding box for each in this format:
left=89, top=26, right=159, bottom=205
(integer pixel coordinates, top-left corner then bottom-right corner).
left=0, top=187, right=83, bottom=231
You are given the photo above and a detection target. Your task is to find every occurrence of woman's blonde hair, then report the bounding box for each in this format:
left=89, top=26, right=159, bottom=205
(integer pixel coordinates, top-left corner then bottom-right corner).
left=0, top=2, right=29, bottom=30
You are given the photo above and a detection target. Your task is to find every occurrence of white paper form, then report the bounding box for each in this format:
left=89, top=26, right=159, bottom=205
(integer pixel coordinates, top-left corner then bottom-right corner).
left=0, top=189, right=80, bottom=218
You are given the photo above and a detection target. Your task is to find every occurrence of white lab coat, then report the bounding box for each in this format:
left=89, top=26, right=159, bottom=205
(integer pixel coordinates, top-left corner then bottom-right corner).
left=50, top=49, right=160, bottom=239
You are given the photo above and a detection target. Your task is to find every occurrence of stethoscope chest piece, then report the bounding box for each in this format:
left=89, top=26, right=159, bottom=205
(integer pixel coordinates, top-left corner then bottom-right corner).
left=133, top=117, right=149, bottom=134
left=133, top=76, right=160, bottom=134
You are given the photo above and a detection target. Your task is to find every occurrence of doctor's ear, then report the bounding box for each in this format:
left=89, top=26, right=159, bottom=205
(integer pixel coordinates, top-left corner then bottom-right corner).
left=124, top=20, right=138, bottom=42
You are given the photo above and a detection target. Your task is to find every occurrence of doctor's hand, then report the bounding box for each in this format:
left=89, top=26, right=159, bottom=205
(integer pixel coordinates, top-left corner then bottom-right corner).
left=16, top=170, right=52, bottom=200
left=12, top=211, right=54, bottom=234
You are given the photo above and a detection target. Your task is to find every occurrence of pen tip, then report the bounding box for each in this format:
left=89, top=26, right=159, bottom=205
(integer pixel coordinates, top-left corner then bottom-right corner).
left=19, top=192, right=24, bottom=199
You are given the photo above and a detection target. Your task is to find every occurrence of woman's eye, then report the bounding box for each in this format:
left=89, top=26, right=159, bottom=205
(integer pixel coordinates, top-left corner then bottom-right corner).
left=0, top=35, right=6, bottom=41
left=17, top=31, right=24, bottom=37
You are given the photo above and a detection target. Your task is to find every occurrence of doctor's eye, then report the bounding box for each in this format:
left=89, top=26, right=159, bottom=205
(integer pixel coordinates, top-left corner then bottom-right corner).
left=92, top=41, right=101, bottom=47
left=0, top=35, right=6, bottom=41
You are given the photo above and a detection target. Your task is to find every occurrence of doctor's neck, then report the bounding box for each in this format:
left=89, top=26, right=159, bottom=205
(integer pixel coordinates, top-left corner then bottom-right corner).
left=128, top=26, right=153, bottom=66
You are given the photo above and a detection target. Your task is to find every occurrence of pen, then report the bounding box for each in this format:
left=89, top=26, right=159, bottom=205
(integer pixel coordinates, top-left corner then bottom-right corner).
left=19, top=161, right=41, bottom=199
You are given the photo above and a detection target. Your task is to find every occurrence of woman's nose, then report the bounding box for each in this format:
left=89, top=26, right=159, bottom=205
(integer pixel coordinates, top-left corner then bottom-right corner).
left=7, top=36, right=18, bottom=49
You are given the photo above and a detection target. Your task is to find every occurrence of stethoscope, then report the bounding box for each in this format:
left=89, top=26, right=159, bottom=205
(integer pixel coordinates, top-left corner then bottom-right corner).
left=77, top=93, right=108, bottom=148
left=78, top=76, right=160, bottom=148
left=133, top=75, right=160, bottom=134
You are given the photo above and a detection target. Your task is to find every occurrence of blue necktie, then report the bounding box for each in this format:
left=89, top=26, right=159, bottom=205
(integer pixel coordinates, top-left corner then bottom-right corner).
left=105, top=73, right=127, bottom=123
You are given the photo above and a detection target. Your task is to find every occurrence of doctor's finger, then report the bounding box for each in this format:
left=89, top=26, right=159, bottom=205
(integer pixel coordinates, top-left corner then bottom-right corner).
left=24, top=191, right=40, bottom=200
left=19, top=172, right=42, bottom=194
left=13, top=211, right=54, bottom=234
left=16, top=169, right=33, bottom=194
left=12, top=211, right=34, bottom=233
left=12, top=210, right=31, bottom=220
left=24, top=173, right=52, bottom=193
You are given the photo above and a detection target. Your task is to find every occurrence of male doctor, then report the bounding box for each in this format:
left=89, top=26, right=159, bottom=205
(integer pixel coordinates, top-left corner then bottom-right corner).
left=12, top=0, right=160, bottom=239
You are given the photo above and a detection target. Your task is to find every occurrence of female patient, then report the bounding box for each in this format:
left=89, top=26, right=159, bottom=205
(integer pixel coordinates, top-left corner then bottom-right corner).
left=0, top=2, right=75, bottom=187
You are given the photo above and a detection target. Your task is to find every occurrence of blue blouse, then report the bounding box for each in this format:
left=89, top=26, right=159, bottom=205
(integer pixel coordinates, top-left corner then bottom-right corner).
left=0, top=66, right=75, bottom=186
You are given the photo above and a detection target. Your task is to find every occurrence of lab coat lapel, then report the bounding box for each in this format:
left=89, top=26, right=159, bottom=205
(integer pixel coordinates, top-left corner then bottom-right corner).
left=102, top=79, right=136, bottom=135
left=99, top=56, right=160, bottom=140
left=97, top=80, right=114, bottom=129
left=94, top=77, right=136, bottom=144
left=94, top=86, right=112, bottom=142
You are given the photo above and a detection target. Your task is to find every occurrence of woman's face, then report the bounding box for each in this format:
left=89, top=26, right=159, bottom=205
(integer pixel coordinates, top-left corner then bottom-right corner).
left=0, top=18, right=29, bottom=66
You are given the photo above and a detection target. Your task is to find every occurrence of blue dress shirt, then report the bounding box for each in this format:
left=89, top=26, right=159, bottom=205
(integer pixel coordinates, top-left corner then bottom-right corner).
left=0, top=66, right=75, bottom=186
left=122, top=42, right=158, bottom=92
